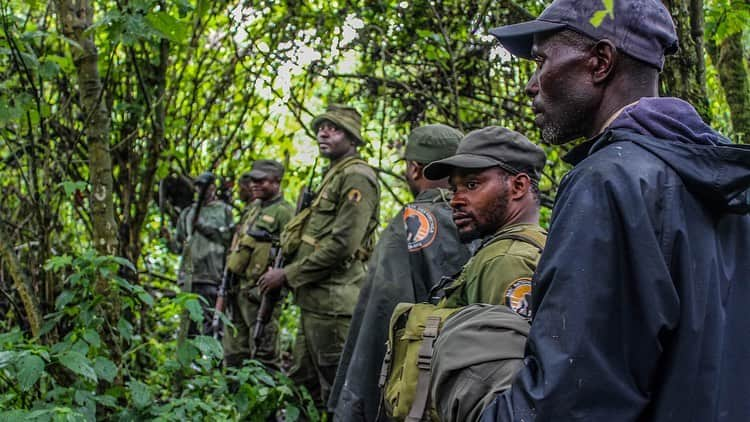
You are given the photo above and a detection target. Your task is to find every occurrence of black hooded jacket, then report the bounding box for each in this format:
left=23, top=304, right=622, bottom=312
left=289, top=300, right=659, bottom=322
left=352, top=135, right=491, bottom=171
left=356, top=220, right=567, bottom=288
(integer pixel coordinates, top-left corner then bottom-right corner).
left=481, top=97, right=750, bottom=421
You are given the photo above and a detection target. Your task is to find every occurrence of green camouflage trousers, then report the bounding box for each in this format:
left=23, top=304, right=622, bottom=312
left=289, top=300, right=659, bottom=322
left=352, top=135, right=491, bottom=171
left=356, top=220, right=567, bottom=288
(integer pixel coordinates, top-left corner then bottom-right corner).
left=290, top=310, right=351, bottom=407
left=222, top=285, right=281, bottom=368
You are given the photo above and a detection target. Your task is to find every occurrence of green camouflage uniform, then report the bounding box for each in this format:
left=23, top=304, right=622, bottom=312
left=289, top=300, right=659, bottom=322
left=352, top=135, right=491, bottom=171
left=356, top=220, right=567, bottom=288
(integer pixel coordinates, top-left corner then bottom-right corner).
left=223, top=195, right=293, bottom=367
left=169, top=200, right=234, bottom=333
left=284, top=155, right=380, bottom=405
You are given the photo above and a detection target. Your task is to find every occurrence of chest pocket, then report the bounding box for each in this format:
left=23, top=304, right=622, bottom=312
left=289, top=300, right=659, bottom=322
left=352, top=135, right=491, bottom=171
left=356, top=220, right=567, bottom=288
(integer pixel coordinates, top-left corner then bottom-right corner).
left=305, top=185, right=339, bottom=239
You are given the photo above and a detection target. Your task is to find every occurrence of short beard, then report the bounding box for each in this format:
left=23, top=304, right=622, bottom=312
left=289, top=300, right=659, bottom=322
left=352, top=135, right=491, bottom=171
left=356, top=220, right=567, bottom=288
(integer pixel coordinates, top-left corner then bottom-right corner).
left=457, top=182, right=509, bottom=242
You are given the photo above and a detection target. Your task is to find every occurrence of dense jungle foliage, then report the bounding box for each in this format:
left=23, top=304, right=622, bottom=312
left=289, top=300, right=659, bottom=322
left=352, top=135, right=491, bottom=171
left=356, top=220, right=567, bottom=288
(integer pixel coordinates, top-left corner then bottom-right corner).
left=0, top=0, right=748, bottom=420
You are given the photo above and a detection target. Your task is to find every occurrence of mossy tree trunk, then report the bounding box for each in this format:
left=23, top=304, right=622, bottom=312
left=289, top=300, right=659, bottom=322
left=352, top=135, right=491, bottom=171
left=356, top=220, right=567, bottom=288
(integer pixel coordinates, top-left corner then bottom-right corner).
left=662, top=0, right=712, bottom=122
left=708, top=31, right=750, bottom=143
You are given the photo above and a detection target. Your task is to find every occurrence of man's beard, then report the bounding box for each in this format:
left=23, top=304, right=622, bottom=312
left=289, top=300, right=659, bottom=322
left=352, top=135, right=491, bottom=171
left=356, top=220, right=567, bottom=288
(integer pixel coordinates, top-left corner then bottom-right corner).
left=457, top=187, right=509, bottom=242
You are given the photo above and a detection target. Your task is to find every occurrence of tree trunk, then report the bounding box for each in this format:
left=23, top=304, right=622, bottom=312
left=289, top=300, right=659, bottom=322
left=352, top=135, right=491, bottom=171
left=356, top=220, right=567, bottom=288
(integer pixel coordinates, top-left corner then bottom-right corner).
left=661, top=0, right=711, bottom=122
left=0, top=229, right=42, bottom=338
left=57, top=1, right=118, bottom=257
left=56, top=0, right=121, bottom=363
left=708, top=31, right=750, bottom=144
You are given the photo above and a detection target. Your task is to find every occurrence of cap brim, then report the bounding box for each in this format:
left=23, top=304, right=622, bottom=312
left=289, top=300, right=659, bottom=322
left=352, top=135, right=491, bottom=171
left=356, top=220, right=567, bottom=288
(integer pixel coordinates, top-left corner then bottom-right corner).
left=248, top=169, right=271, bottom=180
left=423, top=154, right=502, bottom=180
left=489, top=20, right=567, bottom=59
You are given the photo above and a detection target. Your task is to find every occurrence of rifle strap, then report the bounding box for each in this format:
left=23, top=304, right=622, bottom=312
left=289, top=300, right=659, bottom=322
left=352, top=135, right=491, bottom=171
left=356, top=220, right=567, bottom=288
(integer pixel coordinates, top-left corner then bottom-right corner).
left=407, top=315, right=442, bottom=421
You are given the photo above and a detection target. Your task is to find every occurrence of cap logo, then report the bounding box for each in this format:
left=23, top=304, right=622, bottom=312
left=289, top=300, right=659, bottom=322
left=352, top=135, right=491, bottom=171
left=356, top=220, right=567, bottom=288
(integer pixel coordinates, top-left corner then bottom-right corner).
left=404, top=205, right=437, bottom=251
left=504, top=277, right=533, bottom=319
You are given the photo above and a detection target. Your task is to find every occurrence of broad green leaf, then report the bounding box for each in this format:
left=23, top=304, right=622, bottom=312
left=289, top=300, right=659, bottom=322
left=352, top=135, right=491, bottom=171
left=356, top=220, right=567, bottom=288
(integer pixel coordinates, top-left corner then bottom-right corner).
left=145, top=11, right=188, bottom=43
left=94, top=357, right=117, bottom=383
left=285, top=404, right=300, bottom=421
left=176, top=341, right=198, bottom=366
left=44, top=255, right=73, bottom=272
left=17, top=354, right=45, bottom=391
left=0, top=351, right=15, bottom=368
left=55, top=291, right=75, bottom=310
left=118, top=318, right=133, bottom=341
left=128, top=380, right=152, bottom=409
left=185, top=298, right=204, bottom=322
left=111, top=256, right=136, bottom=273
left=82, top=330, right=101, bottom=348
left=58, top=351, right=97, bottom=382
left=190, top=335, right=222, bottom=359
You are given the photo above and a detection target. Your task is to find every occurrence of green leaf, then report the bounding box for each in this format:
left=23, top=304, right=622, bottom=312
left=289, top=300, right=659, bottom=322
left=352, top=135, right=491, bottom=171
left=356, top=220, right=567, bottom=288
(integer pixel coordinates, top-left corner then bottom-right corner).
left=589, top=10, right=609, bottom=27
left=55, top=291, right=75, bottom=310
left=58, top=351, right=97, bottom=382
left=185, top=298, right=204, bottom=323
left=145, top=11, right=188, bottom=43
left=128, top=380, right=152, bottom=409
left=176, top=341, right=198, bottom=366
left=0, top=351, right=15, bottom=368
left=17, top=354, right=45, bottom=391
left=44, top=255, right=73, bottom=272
left=94, top=357, right=117, bottom=383
left=118, top=319, right=133, bottom=341
left=190, top=335, right=223, bottom=359
left=111, top=256, right=136, bottom=273
left=82, top=330, right=101, bottom=348
left=285, top=404, right=300, bottom=421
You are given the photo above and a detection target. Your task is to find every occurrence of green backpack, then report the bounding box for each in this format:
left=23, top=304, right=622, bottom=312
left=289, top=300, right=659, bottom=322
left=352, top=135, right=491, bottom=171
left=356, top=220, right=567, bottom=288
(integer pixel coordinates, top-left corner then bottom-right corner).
left=379, top=231, right=545, bottom=421
left=379, top=302, right=460, bottom=421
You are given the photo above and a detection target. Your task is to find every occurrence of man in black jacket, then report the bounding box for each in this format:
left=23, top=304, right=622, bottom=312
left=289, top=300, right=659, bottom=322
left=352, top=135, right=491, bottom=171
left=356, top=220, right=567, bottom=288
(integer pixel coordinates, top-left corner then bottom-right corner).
left=481, top=0, right=750, bottom=420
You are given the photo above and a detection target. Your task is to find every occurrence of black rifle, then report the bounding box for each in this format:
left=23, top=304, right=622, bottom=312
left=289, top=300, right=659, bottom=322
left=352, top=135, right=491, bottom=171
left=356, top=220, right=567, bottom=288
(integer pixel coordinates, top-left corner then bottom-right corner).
left=251, top=230, right=283, bottom=357
left=211, top=227, right=242, bottom=338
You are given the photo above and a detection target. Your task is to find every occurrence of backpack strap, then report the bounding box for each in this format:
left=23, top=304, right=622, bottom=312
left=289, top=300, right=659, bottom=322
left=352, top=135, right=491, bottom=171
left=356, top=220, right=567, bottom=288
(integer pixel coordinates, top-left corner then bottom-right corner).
left=483, top=229, right=546, bottom=253
left=407, top=316, right=442, bottom=421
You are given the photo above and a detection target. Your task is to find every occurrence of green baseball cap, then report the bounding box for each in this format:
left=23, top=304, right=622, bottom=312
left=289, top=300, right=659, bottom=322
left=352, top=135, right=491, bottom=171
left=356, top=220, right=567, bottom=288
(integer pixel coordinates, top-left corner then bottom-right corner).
left=248, top=159, right=284, bottom=181
left=404, top=124, right=463, bottom=164
left=423, top=126, right=546, bottom=181
left=312, top=104, right=364, bottom=145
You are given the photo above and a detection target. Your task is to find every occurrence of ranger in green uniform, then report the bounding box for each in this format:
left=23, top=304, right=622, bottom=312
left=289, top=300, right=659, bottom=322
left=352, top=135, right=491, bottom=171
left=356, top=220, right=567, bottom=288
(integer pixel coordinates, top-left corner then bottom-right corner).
left=258, top=104, right=380, bottom=410
left=423, top=126, right=547, bottom=318
left=329, top=124, right=473, bottom=421
left=223, top=160, right=293, bottom=368
left=166, top=172, right=235, bottom=334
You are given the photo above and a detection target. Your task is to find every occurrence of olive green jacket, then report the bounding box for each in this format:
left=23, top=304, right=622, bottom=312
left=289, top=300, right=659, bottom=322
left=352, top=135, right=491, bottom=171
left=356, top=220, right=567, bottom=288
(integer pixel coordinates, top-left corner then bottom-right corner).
left=438, top=223, right=546, bottom=317
left=284, top=155, right=380, bottom=316
left=226, top=195, right=294, bottom=287
left=169, top=200, right=234, bottom=286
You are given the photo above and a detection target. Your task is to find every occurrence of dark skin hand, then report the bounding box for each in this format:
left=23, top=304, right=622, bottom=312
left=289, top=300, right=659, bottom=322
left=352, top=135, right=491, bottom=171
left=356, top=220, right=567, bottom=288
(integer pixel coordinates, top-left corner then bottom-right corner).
left=258, top=267, right=286, bottom=294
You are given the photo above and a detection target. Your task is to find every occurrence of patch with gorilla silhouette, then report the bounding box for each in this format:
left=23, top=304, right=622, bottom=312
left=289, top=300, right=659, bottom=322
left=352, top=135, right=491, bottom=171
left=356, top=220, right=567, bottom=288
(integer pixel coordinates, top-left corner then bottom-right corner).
left=504, top=277, right=533, bottom=319
left=403, top=205, right=437, bottom=252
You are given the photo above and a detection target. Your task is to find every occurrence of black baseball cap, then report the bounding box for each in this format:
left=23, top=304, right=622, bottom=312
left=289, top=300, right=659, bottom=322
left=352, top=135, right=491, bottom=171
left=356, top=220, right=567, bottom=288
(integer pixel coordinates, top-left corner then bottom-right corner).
left=489, top=0, right=678, bottom=70
left=194, top=172, right=215, bottom=186
left=424, top=126, right=546, bottom=181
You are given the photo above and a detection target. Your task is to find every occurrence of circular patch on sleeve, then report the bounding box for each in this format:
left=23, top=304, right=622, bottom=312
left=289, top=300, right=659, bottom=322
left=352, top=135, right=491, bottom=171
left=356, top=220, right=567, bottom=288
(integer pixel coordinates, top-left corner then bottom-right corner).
left=403, top=205, right=437, bottom=251
left=504, top=277, right=533, bottom=319
left=347, top=188, right=362, bottom=203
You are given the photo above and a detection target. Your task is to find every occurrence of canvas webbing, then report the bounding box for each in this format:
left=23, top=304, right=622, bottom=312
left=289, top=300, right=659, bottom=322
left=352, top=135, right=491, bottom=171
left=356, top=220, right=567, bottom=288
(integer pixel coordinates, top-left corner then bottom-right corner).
left=407, top=315, right=442, bottom=421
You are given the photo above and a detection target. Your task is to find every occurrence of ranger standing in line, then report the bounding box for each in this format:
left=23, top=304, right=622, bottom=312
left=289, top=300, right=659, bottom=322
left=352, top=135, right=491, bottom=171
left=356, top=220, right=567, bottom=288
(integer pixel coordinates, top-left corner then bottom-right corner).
left=423, top=127, right=547, bottom=314
left=329, top=124, right=473, bottom=421
left=223, top=160, right=293, bottom=368
left=258, top=104, right=381, bottom=412
left=165, top=172, right=234, bottom=335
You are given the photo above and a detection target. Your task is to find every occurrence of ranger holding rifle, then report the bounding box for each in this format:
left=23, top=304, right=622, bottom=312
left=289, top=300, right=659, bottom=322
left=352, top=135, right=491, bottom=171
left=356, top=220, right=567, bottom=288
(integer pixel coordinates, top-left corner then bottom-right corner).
left=221, top=160, right=293, bottom=369
left=164, top=172, right=234, bottom=336
left=258, top=104, right=381, bottom=413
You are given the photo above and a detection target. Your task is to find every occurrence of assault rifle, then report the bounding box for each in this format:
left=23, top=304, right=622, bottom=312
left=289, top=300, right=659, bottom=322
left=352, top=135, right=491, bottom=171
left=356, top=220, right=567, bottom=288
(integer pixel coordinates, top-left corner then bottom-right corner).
left=211, top=227, right=242, bottom=339
left=250, top=229, right=284, bottom=358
